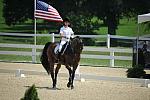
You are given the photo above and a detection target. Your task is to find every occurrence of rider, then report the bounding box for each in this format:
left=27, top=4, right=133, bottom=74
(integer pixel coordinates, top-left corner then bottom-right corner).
left=57, top=18, right=74, bottom=57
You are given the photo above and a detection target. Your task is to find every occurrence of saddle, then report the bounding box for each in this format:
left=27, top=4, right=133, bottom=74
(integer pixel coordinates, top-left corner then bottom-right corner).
left=54, top=42, right=73, bottom=56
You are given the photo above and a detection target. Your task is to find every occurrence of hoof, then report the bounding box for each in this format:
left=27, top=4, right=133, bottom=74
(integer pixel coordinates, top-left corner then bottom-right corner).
left=71, top=85, right=74, bottom=89
left=67, top=82, right=71, bottom=88
left=53, top=83, right=56, bottom=88
left=52, top=86, right=57, bottom=90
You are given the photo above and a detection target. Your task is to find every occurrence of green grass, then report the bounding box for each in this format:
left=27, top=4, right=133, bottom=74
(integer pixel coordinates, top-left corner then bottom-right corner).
left=95, top=18, right=138, bottom=36
left=83, top=51, right=109, bottom=55
left=117, top=18, right=137, bottom=36
left=115, top=60, right=132, bottom=68
left=0, top=36, right=33, bottom=44
left=0, top=35, right=52, bottom=45
left=80, top=58, right=132, bottom=68
left=0, top=55, right=32, bottom=62
left=83, top=51, right=132, bottom=57
left=95, top=18, right=150, bottom=36
left=0, top=47, right=32, bottom=51
left=81, top=51, right=132, bottom=68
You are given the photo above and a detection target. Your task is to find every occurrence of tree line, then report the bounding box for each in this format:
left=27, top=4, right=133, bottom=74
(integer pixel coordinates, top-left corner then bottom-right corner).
left=3, top=0, right=150, bottom=35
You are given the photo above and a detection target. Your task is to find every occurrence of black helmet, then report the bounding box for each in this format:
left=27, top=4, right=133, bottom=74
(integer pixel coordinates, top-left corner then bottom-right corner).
left=63, top=18, right=70, bottom=22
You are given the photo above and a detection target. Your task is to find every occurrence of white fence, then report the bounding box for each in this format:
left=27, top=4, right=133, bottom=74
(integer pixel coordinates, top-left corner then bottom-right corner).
left=0, top=32, right=136, bottom=67
left=0, top=43, right=132, bottom=67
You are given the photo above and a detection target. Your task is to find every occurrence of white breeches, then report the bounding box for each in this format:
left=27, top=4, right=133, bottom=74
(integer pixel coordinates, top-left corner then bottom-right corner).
left=58, top=40, right=67, bottom=52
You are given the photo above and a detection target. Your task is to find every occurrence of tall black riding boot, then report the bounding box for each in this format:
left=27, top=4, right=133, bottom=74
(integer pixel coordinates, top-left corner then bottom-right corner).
left=57, top=51, right=61, bottom=60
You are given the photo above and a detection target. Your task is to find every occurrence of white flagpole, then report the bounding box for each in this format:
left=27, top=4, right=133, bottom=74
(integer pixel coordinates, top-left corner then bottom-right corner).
left=33, top=0, right=37, bottom=63
left=136, top=25, right=139, bottom=66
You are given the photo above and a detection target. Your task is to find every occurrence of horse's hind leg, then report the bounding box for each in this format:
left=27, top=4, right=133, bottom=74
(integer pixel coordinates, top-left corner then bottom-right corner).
left=54, top=64, right=61, bottom=88
left=65, top=65, right=72, bottom=88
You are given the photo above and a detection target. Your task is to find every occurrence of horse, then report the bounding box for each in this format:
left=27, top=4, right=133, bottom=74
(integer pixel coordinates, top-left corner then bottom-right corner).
left=40, top=36, right=83, bottom=89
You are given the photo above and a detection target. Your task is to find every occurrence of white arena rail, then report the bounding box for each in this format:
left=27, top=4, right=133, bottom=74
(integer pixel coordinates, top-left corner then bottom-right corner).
left=0, top=43, right=132, bottom=67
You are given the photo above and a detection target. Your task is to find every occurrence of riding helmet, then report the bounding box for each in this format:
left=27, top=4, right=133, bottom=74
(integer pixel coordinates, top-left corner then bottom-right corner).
left=63, top=18, right=70, bottom=22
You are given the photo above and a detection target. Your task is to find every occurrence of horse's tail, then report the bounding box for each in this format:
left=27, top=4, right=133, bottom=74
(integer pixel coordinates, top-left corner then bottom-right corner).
left=40, top=42, right=51, bottom=75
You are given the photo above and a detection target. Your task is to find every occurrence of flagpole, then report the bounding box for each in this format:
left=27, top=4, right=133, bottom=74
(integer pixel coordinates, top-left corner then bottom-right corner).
left=33, top=0, right=37, bottom=63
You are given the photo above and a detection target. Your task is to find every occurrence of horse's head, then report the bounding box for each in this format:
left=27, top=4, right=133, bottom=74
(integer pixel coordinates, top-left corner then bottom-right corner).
left=71, top=36, right=83, bottom=54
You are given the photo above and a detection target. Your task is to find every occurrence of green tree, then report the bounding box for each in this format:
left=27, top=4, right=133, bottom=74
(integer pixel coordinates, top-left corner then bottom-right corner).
left=3, top=0, right=33, bottom=26
left=83, top=0, right=122, bottom=35
left=82, top=0, right=150, bottom=46
left=84, top=0, right=150, bottom=35
left=3, top=0, right=150, bottom=34
left=123, top=0, right=150, bottom=16
left=51, top=0, right=98, bottom=34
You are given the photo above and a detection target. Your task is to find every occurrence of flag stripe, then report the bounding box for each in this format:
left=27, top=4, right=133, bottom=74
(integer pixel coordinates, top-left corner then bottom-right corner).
left=35, top=1, right=63, bottom=22
left=36, top=10, right=60, bottom=16
left=35, top=16, right=63, bottom=22
left=35, top=13, right=62, bottom=19
left=48, top=5, right=58, bottom=13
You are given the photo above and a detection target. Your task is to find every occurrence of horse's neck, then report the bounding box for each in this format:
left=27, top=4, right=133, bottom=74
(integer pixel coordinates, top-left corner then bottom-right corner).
left=71, top=42, right=80, bottom=54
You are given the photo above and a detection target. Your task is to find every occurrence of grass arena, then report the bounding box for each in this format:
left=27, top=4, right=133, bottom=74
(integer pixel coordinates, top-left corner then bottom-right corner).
left=0, top=62, right=150, bottom=100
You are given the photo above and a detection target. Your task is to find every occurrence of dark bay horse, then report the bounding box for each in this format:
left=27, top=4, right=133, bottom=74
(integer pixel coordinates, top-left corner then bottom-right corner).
left=40, top=36, right=83, bottom=89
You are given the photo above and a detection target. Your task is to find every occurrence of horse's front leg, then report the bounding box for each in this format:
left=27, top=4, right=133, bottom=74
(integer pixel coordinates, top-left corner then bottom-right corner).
left=65, top=65, right=72, bottom=88
left=70, top=64, right=78, bottom=89
left=54, top=64, right=61, bottom=88
left=49, top=63, right=55, bottom=88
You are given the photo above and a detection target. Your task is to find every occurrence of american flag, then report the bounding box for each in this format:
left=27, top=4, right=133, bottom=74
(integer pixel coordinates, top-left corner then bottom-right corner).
left=35, top=0, right=63, bottom=22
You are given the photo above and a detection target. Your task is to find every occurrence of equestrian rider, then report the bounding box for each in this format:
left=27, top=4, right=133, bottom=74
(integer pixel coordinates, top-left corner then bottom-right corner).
left=57, top=18, right=74, bottom=57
